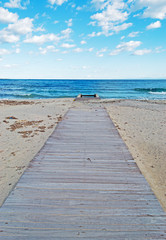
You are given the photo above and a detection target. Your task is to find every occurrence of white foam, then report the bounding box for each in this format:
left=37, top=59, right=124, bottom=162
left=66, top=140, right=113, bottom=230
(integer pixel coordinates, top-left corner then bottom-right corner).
left=149, top=91, right=166, bottom=95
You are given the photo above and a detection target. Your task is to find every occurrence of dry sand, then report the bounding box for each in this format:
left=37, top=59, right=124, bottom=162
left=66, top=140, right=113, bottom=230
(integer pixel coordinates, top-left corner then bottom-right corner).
left=0, top=98, right=166, bottom=211
left=103, top=99, right=166, bottom=211
left=0, top=99, right=73, bottom=206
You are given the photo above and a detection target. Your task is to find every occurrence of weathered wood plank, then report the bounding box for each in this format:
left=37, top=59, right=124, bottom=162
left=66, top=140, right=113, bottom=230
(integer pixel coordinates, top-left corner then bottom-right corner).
left=0, top=103, right=166, bottom=239
left=0, top=227, right=165, bottom=239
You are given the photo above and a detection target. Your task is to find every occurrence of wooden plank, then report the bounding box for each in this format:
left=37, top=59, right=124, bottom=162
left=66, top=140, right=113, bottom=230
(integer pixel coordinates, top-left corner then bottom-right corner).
left=0, top=103, right=166, bottom=239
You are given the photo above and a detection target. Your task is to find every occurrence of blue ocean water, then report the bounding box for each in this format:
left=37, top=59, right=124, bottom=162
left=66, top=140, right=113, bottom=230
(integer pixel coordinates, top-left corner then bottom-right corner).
left=0, top=79, right=166, bottom=100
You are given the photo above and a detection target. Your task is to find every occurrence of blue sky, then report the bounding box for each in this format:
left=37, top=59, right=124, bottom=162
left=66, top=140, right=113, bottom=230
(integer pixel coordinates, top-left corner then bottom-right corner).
left=0, top=0, right=166, bottom=79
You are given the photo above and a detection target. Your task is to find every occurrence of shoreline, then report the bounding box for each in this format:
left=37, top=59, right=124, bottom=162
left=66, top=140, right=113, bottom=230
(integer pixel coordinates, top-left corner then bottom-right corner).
left=0, top=98, right=166, bottom=211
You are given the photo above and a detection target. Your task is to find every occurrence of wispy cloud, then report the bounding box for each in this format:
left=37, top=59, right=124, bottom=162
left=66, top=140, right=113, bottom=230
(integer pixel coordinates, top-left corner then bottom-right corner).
left=110, top=40, right=142, bottom=55
left=65, top=19, right=72, bottom=27
left=88, top=48, right=93, bottom=52
left=113, top=22, right=132, bottom=33
left=4, top=0, right=30, bottom=9
left=39, top=45, right=59, bottom=54
left=80, top=40, right=87, bottom=45
left=73, top=48, right=83, bottom=53
left=61, top=43, right=76, bottom=48
left=0, top=48, right=10, bottom=56
left=136, top=0, right=166, bottom=19
left=24, top=27, right=72, bottom=45
left=133, top=49, right=152, bottom=56
left=61, top=28, right=72, bottom=38
left=146, top=21, right=161, bottom=30
left=24, top=33, right=60, bottom=44
left=3, top=63, right=18, bottom=68
left=96, top=48, right=107, bottom=57
left=48, top=0, right=67, bottom=6
left=128, top=31, right=140, bottom=38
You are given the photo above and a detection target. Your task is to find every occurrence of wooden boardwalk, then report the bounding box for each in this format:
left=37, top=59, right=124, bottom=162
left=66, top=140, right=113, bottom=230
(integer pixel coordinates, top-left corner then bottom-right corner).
left=0, top=102, right=166, bottom=239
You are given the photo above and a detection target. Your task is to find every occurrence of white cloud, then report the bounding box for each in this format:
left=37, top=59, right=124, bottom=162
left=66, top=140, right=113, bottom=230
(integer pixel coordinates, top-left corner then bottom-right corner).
left=48, top=0, right=67, bottom=6
left=35, top=25, right=46, bottom=32
left=136, top=0, right=166, bottom=19
left=0, top=30, right=20, bottom=43
left=39, top=45, right=59, bottom=54
left=34, top=13, right=39, bottom=20
left=74, top=48, right=83, bottom=53
left=82, top=65, right=88, bottom=69
left=91, top=0, right=110, bottom=10
left=113, top=22, right=132, bottom=32
left=110, top=40, right=142, bottom=55
left=0, top=48, right=10, bottom=55
left=24, top=34, right=60, bottom=44
left=0, top=7, right=18, bottom=23
left=4, top=0, right=30, bottom=9
left=146, top=21, right=161, bottom=30
left=90, top=0, right=166, bottom=37
left=61, top=28, right=72, bottom=38
left=71, top=4, right=76, bottom=8
left=92, top=3, right=128, bottom=22
left=65, top=19, right=72, bottom=27
left=54, top=20, right=59, bottom=24
left=24, top=27, right=72, bottom=45
left=96, top=48, right=107, bottom=57
left=88, top=32, right=97, bottom=37
left=88, top=31, right=103, bottom=37
left=92, top=0, right=166, bottom=21
left=3, top=63, right=17, bottom=68
left=0, top=9, right=34, bottom=44
left=133, top=49, right=152, bottom=55
left=155, top=46, right=165, bottom=53
left=76, top=6, right=82, bottom=11
left=89, top=21, right=96, bottom=26
left=97, top=53, right=104, bottom=57
left=15, top=48, right=20, bottom=53
left=42, top=13, right=51, bottom=19
left=61, top=50, right=68, bottom=54
left=80, top=40, right=87, bottom=45
left=128, top=31, right=140, bottom=37
left=88, top=48, right=94, bottom=52
left=91, top=1, right=129, bottom=35
left=61, top=43, right=76, bottom=48
left=7, top=17, right=33, bottom=35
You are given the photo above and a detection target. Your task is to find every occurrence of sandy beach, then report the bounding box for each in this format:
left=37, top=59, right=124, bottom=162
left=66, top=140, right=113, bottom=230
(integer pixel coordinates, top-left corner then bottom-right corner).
left=0, top=99, right=73, bottom=206
left=103, top=99, right=166, bottom=211
left=0, top=98, right=166, bottom=211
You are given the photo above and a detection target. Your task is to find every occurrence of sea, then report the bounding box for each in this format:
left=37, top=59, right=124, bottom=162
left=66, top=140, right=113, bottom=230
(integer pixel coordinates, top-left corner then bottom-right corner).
left=0, top=79, right=166, bottom=100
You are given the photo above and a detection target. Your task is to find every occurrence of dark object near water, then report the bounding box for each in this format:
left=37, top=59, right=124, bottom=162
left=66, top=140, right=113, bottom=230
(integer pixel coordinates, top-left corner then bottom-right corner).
left=76, top=94, right=100, bottom=100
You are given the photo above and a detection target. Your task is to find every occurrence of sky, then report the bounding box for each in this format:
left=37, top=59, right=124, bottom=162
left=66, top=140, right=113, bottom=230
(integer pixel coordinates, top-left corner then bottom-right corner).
left=0, top=0, right=166, bottom=79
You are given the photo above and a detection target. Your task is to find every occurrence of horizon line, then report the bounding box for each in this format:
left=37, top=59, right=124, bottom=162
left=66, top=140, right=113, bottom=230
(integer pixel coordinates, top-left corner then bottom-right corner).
left=0, top=78, right=166, bottom=81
